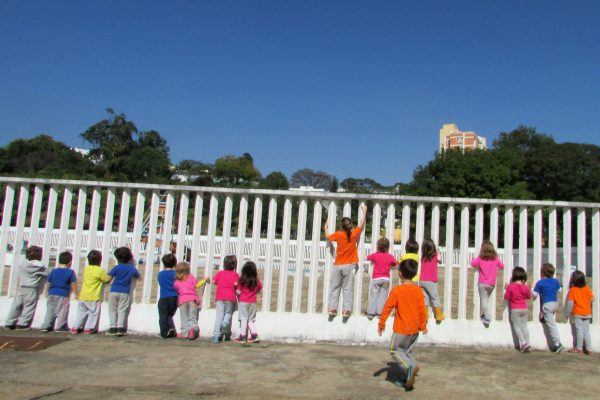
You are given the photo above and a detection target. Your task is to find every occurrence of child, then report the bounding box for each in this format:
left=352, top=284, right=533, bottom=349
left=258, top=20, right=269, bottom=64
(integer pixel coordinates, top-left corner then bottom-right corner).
left=4, top=245, right=48, bottom=330
left=72, top=250, right=111, bottom=334
left=40, top=251, right=78, bottom=332
left=564, top=270, right=594, bottom=355
left=470, top=240, right=504, bottom=328
left=378, top=259, right=427, bottom=391
left=235, top=261, right=263, bottom=343
left=212, top=255, right=239, bottom=342
left=366, top=237, right=397, bottom=320
left=157, top=253, right=178, bottom=338
left=398, top=238, right=419, bottom=263
left=504, top=266, right=532, bottom=353
left=107, top=247, right=141, bottom=336
left=420, top=239, right=444, bottom=324
left=532, top=263, right=564, bottom=353
left=173, top=261, right=208, bottom=340
left=324, top=204, right=367, bottom=318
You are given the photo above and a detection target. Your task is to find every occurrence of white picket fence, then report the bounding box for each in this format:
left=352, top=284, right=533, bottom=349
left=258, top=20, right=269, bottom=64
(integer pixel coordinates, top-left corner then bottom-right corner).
left=1, top=177, right=599, bottom=327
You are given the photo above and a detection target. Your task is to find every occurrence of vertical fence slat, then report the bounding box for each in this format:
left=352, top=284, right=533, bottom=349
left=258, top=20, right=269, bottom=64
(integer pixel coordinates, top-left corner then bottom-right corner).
left=503, top=206, right=514, bottom=322
left=277, top=197, right=293, bottom=312
left=41, top=186, right=59, bottom=267
left=159, top=191, right=175, bottom=258
left=431, top=203, right=440, bottom=247
left=56, top=186, right=73, bottom=256
left=577, top=208, right=586, bottom=273
left=236, top=195, right=248, bottom=265
left=548, top=208, right=557, bottom=268
left=443, top=205, right=455, bottom=319
left=292, top=199, right=307, bottom=313
left=592, top=209, right=599, bottom=324
left=307, top=199, right=322, bottom=313
left=250, top=197, right=263, bottom=265
left=71, top=188, right=87, bottom=276
left=0, top=184, right=16, bottom=292
left=29, top=185, right=44, bottom=246
left=101, top=189, right=116, bottom=272
left=262, top=197, right=277, bottom=312
left=202, top=194, right=219, bottom=306
left=415, top=202, right=425, bottom=245
left=117, top=189, right=131, bottom=247
left=562, top=208, right=572, bottom=303
left=353, top=201, right=367, bottom=316
left=385, top=203, right=395, bottom=254
left=190, top=193, right=203, bottom=281
left=221, top=195, right=233, bottom=261
left=175, top=192, right=189, bottom=262
left=532, top=207, right=543, bottom=318
left=401, top=202, right=411, bottom=251
left=87, top=188, right=101, bottom=256
left=458, top=205, right=469, bottom=320
left=473, top=205, right=484, bottom=320
left=131, top=191, right=146, bottom=271
left=518, top=207, right=528, bottom=270
left=7, top=186, right=29, bottom=296
left=142, top=191, right=160, bottom=304
left=323, top=201, right=337, bottom=313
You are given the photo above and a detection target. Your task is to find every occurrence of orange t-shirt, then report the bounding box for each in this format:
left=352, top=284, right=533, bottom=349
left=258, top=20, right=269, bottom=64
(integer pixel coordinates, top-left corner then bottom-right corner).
left=378, top=283, right=427, bottom=335
left=567, top=286, right=595, bottom=316
left=328, top=227, right=361, bottom=265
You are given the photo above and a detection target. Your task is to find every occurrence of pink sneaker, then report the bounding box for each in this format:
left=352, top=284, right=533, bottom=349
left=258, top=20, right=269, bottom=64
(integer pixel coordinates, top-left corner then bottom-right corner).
left=70, top=327, right=80, bottom=334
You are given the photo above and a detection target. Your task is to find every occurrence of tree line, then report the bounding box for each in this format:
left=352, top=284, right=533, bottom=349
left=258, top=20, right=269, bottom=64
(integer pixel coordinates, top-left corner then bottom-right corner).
left=1, top=109, right=599, bottom=203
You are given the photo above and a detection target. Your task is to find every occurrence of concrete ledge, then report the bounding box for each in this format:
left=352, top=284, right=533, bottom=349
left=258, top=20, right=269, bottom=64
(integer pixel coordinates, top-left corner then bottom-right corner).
left=1, top=296, right=595, bottom=350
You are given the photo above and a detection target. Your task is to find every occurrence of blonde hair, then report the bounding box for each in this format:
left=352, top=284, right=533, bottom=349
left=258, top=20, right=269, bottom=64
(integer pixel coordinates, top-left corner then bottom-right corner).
left=175, top=262, right=191, bottom=281
left=479, top=240, right=498, bottom=260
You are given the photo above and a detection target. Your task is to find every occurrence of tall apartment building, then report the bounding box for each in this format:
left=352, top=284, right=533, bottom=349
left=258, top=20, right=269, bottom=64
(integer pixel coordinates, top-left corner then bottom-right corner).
left=439, top=123, right=487, bottom=151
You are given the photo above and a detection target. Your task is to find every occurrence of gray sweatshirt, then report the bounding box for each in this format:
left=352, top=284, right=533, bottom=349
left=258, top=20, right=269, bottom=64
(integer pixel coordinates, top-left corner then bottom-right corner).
left=18, top=259, right=48, bottom=288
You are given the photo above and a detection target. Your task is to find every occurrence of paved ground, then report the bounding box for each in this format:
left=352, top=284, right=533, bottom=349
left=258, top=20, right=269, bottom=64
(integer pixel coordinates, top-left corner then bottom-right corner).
left=1, top=331, right=599, bottom=400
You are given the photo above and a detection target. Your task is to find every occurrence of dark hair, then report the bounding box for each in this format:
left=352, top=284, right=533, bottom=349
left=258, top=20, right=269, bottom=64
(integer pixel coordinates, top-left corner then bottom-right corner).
left=405, top=238, right=419, bottom=254
left=510, top=266, right=528, bottom=283
left=114, top=247, right=134, bottom=264
left=58, top=251, right=72, bottom=265
left=570, top=270, right=586, bottom=288
left=87, top=250, right=102, bottom=265
left=376, top=237, right=390, bottom=253
left=421, top=238, right=437, bottom=262
left=399, top=259, right=418, bottom=280
left=223, top=255, right=237, bottom=271
left=541, top=263, right=555, bottom=278
left=25, top=245, right=43, bottom=261
left=239, top=261, right=258, bottom=291
left=340, top=217, right=353, bottom=241
left=162, top=253, right=177, bottom=269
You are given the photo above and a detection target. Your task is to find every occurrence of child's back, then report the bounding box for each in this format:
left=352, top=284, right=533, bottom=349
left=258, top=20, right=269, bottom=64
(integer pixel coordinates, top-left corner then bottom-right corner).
left=213, top=269, right=240, bottom=302
left=79, top=264, right=110, bottom=302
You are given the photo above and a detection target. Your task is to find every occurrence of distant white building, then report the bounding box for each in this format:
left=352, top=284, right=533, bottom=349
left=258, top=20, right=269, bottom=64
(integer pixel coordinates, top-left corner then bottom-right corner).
left=439, top=123, right=487, bottom=151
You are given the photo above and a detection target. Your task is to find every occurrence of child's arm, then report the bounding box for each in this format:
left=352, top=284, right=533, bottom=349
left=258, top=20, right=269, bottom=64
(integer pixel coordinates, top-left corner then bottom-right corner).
left=195, top=277, right=209, bottom=288
left=71, top=282, right=79, bottom=299
left=358, top=204, right=368, bottom=231
left=377, top=292, right=396, bottom=336
left=563, top=300, right=574, bottom=321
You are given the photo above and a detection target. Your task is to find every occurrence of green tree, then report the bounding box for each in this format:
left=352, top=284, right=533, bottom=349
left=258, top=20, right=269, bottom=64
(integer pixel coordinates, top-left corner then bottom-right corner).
left=259, top=171, right=289, bottom=190
left=175, top=159, right=213, bottom=186
left=340, top=177, right=385, bottom=193
left=213, top=153, right=261, bottom=186
left=290, top=168, right=333, bottom=189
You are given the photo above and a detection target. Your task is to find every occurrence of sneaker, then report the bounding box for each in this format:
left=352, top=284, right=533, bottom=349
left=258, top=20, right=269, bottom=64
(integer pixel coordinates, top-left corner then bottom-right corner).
left=166, top=329, right=176, bottom=338
left=116, top=328, right=128, bottom=337
left=554, top=344, right=565, bottom=354
left=105, top=328, right=118, bottom=336
left=366, top=314, right=375, bottom=321
left=222, top=335, right=231, bottom=342
left=234, top=335, right=247, bottom=343
left=212, top=335, right=221, bottom=343
left=567, top=348, right=583, bottom=354
left=248, top=334, right=260, bottom=343
left=342, top=310, right=351, bottom=318
left=521, top=343, right=531, bottom=353
left=328, top=309, right=337, bottom=316
left=40, top=327, right=52, bottom=333
left=405, top=364, right=420, bottom=390
left=83, top=329, right=97, bottom=335
left=15, top=325, right=31, bottom=330
left=187, top=328, right=196, bottom=340
left=70, top=327, right=81, bottom=334
left=480, top=316, right=490, bottom=328
left=4, top=325, right=16, bottom=331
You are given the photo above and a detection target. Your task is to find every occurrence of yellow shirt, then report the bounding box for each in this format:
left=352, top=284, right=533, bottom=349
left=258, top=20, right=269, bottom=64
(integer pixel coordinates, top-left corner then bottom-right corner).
left=398, top=253, right=420, bottom=282
left=79, top=264, right=110, bottom=301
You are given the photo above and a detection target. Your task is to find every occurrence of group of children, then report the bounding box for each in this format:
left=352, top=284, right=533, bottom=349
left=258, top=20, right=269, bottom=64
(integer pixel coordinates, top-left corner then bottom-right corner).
left=4, top=245, right=263, bottom=343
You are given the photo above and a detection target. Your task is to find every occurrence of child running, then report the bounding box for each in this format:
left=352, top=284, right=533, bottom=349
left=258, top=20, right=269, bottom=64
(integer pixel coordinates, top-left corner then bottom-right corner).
left=72, top=250, right=111, bottom=334
left=157, top=253, right=178, bottom=338
left=378, top=259, right=427, bottom=391
left=40, top=251, right=78, bottom=332
left=235, top=261, right=263, bottom=343
left=532, top=263, right=564, bottom=353
left=504, top=266, right=532, bottom=353
left=324, top=204, right=367, bottom=318
left=470, top=240, right=504, bottom=328
left=4, top=246, right=48, bottom=330
left=107, top=247, right=141, bottom=336
left=419, top=239, right=444, bottom=324
left=212, top=255, right=239, bottom=342
left=564, top=270, right=594, bottom=355
left=173, top=261, right=208, bottom=340
left=366, top=237, right=397, bottom=320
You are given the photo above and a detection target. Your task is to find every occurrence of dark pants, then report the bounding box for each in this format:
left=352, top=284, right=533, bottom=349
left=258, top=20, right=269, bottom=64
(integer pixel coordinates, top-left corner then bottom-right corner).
left=158, top=297, right=178, bottom=338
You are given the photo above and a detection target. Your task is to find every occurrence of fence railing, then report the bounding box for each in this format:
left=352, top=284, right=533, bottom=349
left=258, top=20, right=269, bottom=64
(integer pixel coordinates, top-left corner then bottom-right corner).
left=1, top=177, right=599, bottom=324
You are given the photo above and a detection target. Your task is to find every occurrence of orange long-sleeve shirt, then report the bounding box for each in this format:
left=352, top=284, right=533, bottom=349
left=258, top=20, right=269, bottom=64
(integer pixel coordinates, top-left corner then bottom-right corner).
left=378, top=283, right=427, bottom=335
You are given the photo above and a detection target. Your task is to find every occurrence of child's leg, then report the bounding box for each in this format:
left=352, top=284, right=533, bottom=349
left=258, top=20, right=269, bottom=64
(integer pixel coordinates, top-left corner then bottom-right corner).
left=158, top=298, right=170, bottom=337
left=84, top=301, right=102, bottom=331
left=166, top=298, right=177, bottom=331
left=74, top=301, right=88, bottom=330
left=5, top=291, right=26, bottom=327
left=17, top=287, right=41, bottom=327
left=477, top=284, right=493, bottom=321
left=570, top=321, right=577, bottom=349
left=389, top=333, right=419, bottom=380
left=582, top=318, right=592, bottom=352
left=41, top=295, right=59, bottom=330
left=366, top=280, right=378, bottom=316
left=541, top=301, right=561, bottom=349
left=247, top=303, right=258, bottom=336
left=511, top=309, right=529, bottom=347
left=340, top=264, right=354, bottom=313
left=238, top=302, right=249, bottom=337
left=179, top=302, right=190, bottom=334
left=328, top=267, right=344, bottom=312
left=221, top=301, right=234, bottom=336
left=108, top=293, right=119, bottom=328
left=375, top=280, right=390, bottom=315
left=116, top=293, right=131, bottom=331
left=213, top=301, right=225, bottom=337
left=54, top=296, right=71, bottom=331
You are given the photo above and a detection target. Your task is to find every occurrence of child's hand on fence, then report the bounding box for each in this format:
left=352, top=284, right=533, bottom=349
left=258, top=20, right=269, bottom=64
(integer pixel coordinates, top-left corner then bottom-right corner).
left=236, top=289, right=241, bottom=296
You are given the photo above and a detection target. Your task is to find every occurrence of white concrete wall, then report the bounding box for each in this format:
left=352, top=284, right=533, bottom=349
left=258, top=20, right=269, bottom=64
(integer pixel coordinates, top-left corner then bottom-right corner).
left=1, top=296, right=595, bottom=350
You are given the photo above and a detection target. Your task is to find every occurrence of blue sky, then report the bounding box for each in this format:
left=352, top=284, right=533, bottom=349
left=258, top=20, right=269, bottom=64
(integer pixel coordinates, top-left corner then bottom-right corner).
left=1, top=1, right=599, bottom=185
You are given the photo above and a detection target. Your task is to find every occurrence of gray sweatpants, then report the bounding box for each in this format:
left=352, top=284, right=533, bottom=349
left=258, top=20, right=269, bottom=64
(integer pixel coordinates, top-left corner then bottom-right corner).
left=389, top=332, right=419, bottom=380
left=328, top=264, right=354, bottom=313
left=478, top=283, right=495, bottom=321
left=108, top=292, right=132, bottom=329
left=510, top=309, right=530, bottom=347
left=419, top=280, right=441, bottom=308
left=179, top=301, right=199, bottom=335
left=213, top=300, right=235, bottom=337
left=5, top=287, right=41, bottom=328
left=367, top=279, right=389, bottom=316
left=540, top=301, right=561, bottom=349
left=74, top=301, right=102, bottom=331
left=41, top=295, right=71, bottom=331
left=571, top=316, right=592, bottom=351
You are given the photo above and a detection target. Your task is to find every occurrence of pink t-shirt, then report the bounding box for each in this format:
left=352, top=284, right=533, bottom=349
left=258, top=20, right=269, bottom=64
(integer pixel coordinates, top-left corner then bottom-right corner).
left=367, top=252, right=397, bottom=280
left=420, top=253, right=438, bottom=282
left=173, top=274, right=200, bottom=305
left=504, top=283, right=532, bottom=309
left=238, top=279, right=263, bottom=303
left=470, top=257, right=504, bottom=286
left=213, top=269, right=239, bottom=302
